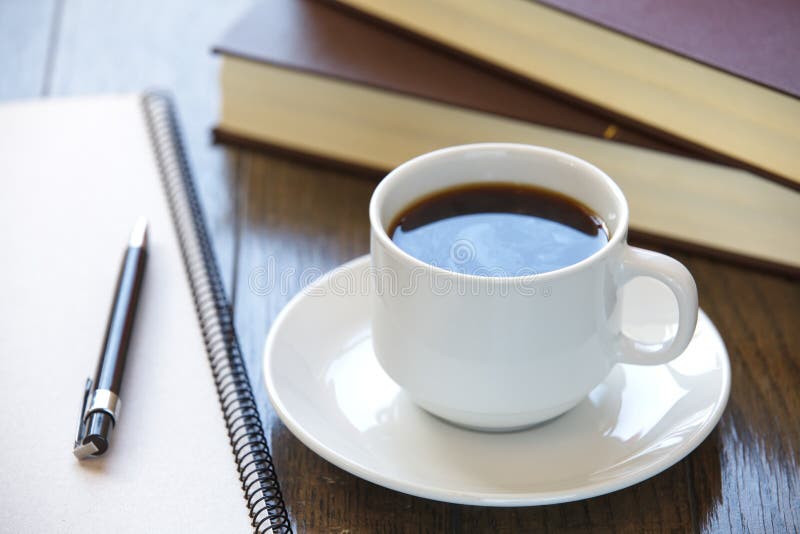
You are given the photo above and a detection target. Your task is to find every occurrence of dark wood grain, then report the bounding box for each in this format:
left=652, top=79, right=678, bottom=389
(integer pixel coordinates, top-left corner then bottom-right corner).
left=232, top=152, right=374, bottom=423
left=677, top=255, right=800, bottom=533
left=44, top=0, right=257, bottom=293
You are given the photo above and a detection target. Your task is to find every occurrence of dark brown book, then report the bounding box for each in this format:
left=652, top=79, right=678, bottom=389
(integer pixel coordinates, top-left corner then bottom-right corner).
left=213, top=0, right=702, bottom=160
left=212, top=0, right=800, bottom=277
left=332, top=0, right=800, bottom=191
left=539, top=0, right=800, bottom=98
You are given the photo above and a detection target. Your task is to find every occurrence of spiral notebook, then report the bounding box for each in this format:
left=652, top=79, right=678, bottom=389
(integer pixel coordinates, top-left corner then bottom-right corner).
left=0, top=94, right=290, bottom=533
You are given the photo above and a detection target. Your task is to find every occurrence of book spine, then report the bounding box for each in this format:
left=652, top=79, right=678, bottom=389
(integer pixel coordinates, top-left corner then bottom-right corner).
left=327, top=0, right=799, bottom=192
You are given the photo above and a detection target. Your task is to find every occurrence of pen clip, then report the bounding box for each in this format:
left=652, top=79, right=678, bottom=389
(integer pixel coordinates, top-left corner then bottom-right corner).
left=73, top=377, right=99, bottom=459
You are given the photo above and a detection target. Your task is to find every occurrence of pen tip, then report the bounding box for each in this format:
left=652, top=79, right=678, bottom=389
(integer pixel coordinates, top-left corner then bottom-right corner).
left=129, top=217, right=148, bottom=248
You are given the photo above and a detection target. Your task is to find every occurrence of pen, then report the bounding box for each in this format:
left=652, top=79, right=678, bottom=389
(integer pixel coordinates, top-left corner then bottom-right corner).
left=73, top=217, right=148, bottom=459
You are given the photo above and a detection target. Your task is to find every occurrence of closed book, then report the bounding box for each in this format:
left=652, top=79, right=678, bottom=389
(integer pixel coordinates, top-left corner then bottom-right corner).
left=215, top=0, right=700, bottom=160
left=333, top=0, right=800, bottom=190
left=213, top=0, right=800, bottom=276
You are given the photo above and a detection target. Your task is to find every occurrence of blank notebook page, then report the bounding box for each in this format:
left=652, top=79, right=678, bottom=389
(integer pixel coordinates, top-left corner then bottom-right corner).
left=0, top=95, right=252, bottom=533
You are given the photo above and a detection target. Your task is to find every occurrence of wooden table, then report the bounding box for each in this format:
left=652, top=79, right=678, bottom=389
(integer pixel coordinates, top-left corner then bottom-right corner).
left=3, top=1, right=798, bottom=531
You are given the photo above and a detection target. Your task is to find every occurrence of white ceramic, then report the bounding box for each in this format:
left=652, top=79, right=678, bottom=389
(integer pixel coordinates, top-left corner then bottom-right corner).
left=370, top=143, right=698, bottom=430
left=263, top=256, right=730, bottom=506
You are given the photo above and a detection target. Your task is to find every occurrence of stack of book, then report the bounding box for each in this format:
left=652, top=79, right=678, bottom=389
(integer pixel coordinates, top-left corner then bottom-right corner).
left=213, top=0, right=800, bottom=276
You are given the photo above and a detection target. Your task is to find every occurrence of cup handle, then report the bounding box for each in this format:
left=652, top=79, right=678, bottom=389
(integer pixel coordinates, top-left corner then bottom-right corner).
left=615, top=245, right=698, bottom=365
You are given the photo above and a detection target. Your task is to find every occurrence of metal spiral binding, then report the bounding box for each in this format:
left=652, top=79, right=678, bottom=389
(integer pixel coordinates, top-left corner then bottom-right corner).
left=142, top=93, right=291, bottom=534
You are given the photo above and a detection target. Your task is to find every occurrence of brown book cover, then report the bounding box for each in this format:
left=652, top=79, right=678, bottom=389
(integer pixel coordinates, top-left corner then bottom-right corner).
left=539, top=0, right=800, bottom=98
left=330, top=0, right=800, bottom=191
left=213, top=0, right=704, bottom=161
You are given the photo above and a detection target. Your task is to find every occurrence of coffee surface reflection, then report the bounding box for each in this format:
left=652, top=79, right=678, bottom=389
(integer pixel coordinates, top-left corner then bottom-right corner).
left=390, top=183, right=608, bottom=276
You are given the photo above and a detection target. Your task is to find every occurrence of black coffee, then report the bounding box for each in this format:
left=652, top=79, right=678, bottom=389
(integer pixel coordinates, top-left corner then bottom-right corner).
left=389, top=183, right=608, bottom=276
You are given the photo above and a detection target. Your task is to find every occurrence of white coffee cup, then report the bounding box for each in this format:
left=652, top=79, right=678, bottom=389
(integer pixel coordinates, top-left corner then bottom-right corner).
left=369, top=144, right=698, bottom=431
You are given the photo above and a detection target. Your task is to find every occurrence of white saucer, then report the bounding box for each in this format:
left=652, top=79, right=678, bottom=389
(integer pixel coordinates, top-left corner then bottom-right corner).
left=264, top=255, right=730, bottom=506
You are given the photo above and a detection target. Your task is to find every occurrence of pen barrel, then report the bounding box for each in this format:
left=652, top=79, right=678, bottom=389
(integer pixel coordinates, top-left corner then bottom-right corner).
left=94, top=244, right=148, bottom=394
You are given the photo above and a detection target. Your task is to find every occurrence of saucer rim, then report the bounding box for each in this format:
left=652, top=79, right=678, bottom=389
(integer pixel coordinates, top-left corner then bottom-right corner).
left=263, top=255, right=731, bottom=506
